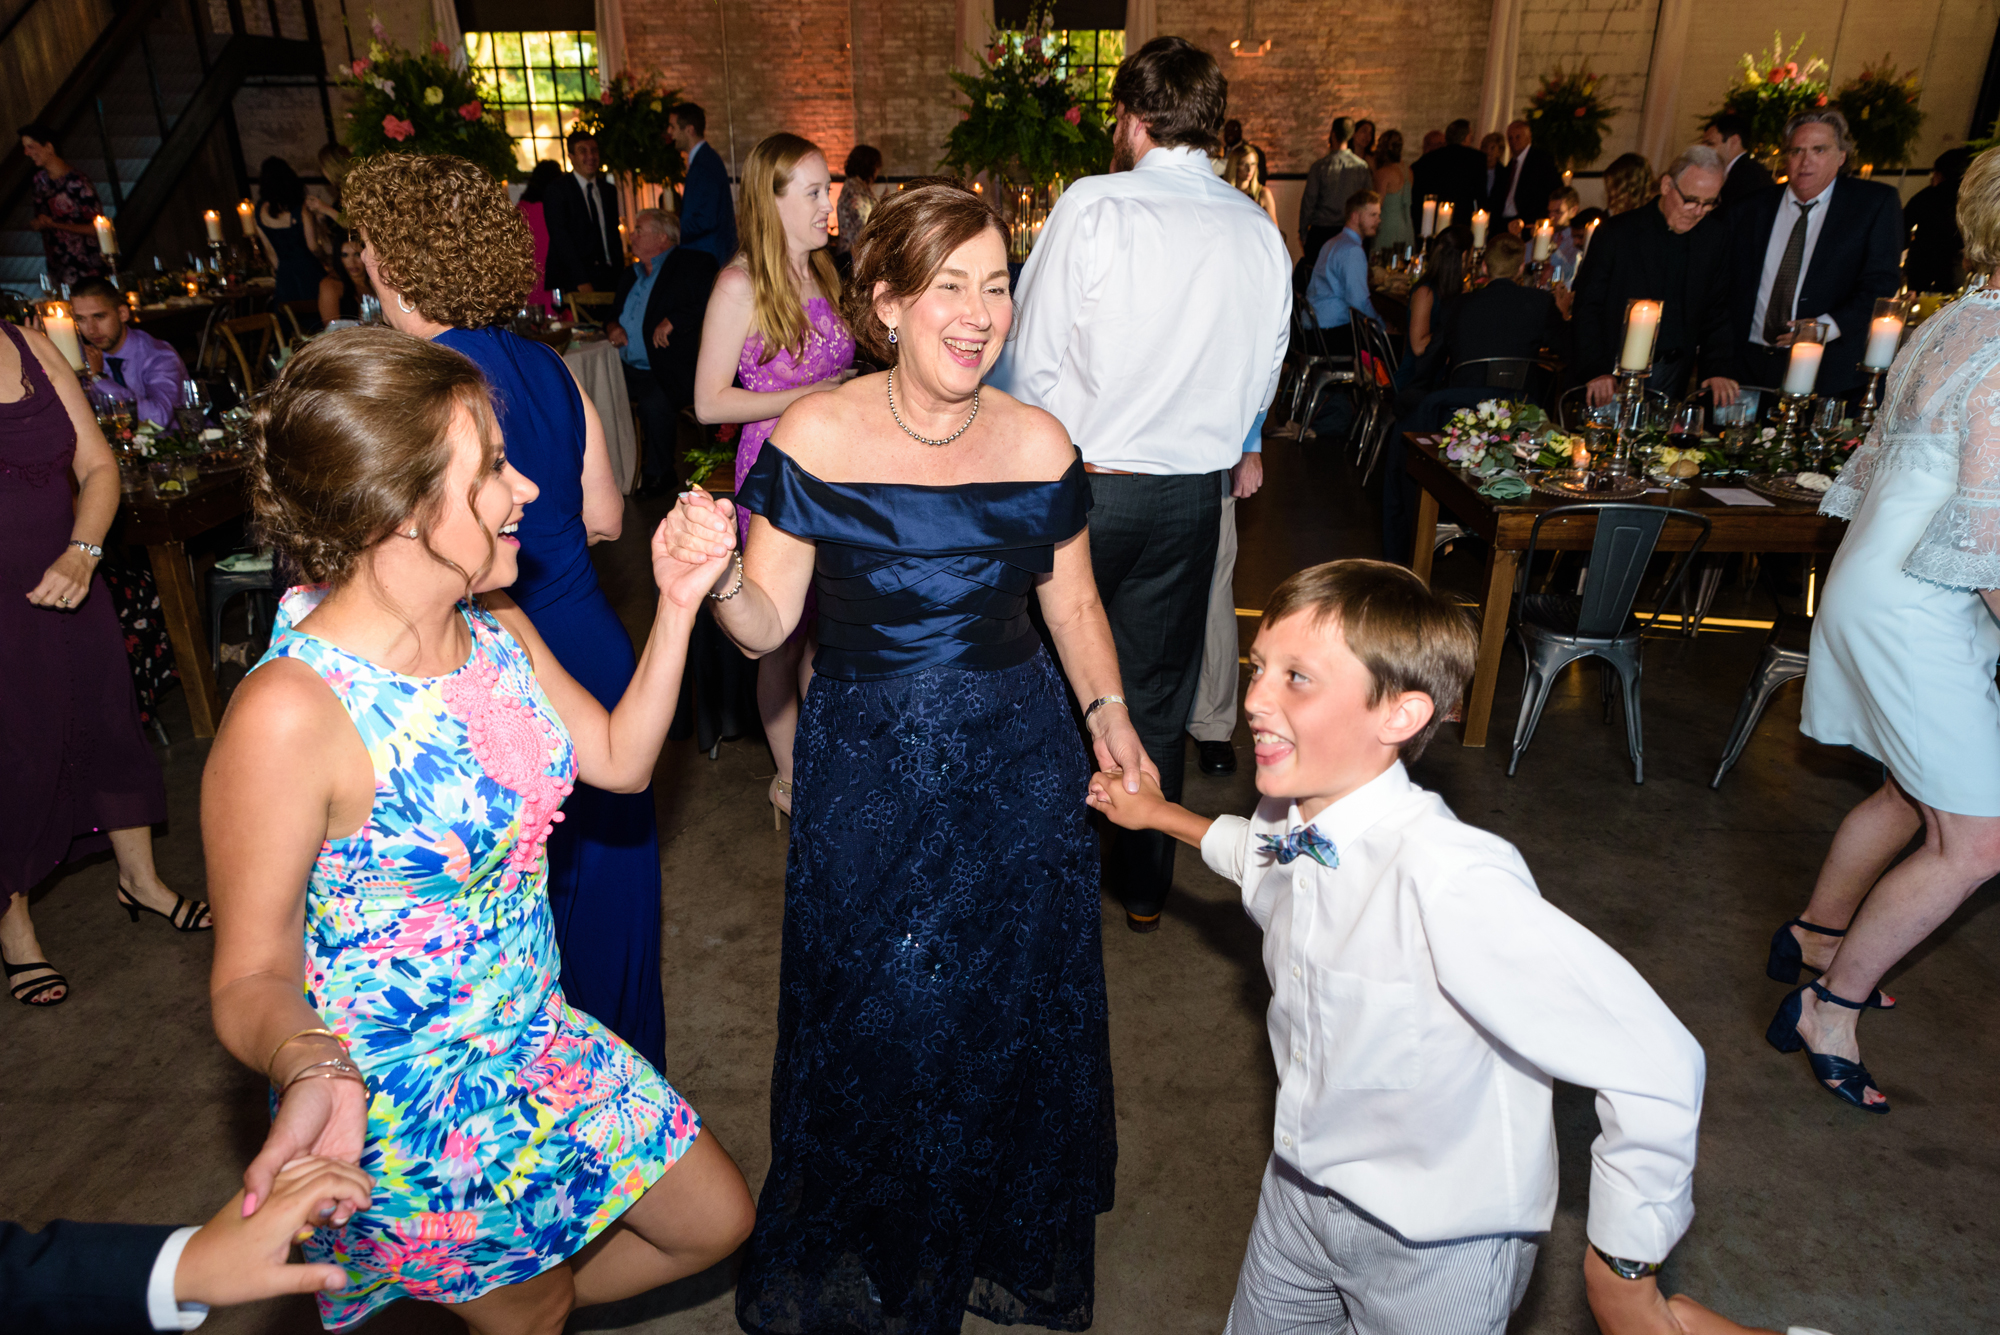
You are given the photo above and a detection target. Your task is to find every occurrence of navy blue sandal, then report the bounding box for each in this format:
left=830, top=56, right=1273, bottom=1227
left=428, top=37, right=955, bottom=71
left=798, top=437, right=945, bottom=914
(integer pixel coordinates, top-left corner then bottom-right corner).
left=1766, top=980, right=1890, bottom=1114
left=1765, top=918, right=1894, bottom=1008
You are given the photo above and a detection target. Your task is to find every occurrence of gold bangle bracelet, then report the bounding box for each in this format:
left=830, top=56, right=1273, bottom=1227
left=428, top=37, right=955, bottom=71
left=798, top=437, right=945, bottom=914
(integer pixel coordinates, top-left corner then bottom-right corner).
left=266, top=1026, right=346, bottom=1079
left=280, top=1067, right=370, bottom=1099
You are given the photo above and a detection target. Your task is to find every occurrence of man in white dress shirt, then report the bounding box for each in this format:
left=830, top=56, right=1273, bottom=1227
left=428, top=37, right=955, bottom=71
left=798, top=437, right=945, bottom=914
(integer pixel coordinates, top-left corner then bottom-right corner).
left=991, top=35, right=1292, bottom=933
left=1088, top=561, right=1724, bottom=1335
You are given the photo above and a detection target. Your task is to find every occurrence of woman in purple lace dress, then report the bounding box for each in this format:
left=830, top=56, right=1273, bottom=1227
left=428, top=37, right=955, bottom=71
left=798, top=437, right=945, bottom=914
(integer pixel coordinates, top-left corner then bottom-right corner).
left=21, top=124, right=111, bottom=290
left=693, top=132, right=855, bottom=821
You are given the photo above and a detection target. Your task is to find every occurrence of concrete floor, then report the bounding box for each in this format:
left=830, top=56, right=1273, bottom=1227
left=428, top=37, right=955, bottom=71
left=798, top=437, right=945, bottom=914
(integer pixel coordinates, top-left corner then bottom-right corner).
left=4, top=439, right=1996, bottom=1335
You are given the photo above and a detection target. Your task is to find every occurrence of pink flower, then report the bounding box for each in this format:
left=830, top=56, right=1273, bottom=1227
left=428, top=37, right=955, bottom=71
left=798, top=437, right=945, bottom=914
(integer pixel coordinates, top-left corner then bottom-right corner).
left=370, top=16, right=388, bottom=41
left=458, top=100, right=483, bottom=121
left=1064, top=105, right=1082, bottom=125
left=1785, top=62, right=1799, bottom=79
left=431, top=39, right=448, bottom=54
left=1768, top=66, right=1788, bottom=84
left=383, top=114, right=415, bottom=141
left=1025, top=34, right=1042, bottom=54
left=351, top=58, right=370, bottom=75
left=600, top=89, right=613, bottom=104
left=987, top=42, right=1004, bottom=62
left=1815, top=94, right=1828, bottom=107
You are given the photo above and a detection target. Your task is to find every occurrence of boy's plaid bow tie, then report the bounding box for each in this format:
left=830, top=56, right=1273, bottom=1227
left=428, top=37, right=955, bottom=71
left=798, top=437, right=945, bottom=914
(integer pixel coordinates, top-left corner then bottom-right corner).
left=1258, top=826, right=1339, bottom=869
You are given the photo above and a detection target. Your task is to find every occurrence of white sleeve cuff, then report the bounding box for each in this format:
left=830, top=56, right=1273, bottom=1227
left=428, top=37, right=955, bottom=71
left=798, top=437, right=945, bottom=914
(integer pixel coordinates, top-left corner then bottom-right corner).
left=147, top=1226, right=210, bottom=1331
left=1817, top=316, right=1841, bottom=342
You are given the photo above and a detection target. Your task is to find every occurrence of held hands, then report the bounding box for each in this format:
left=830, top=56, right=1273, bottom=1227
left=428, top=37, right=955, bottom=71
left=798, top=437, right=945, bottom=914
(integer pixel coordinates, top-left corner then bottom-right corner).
left=26, top=545, right=95, bottom=610
left=242, top=1074, right=370, bottom=1220
left=176, top=1157, right=373, bottom=1307
left=1085, top=767, right=1169, bottom=828
left=1083, top=702, right=1157, bottom=797
left=659, top=487, right=740, bottom=608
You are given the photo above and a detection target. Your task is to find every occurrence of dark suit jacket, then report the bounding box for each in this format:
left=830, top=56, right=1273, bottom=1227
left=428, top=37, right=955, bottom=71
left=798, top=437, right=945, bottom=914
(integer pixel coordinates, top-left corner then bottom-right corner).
left=1405, top=277, right=1565, bottom=393
left=1573, top=203, right=1736, bottom=385
left=1490, top=145, right=1562, bottom=224
left=679, top=141, right=738, bottom=263
left=2, top=1218, right=176, bottom=1333
left=544, top=172, right=622, bottom=294
left=1718, top=152, right=1774, bottom=214
left=1410, top=143, right=1489, bottom=221
left=611, top=245, right=720, bottom=408
left=1728, top=178, right=1904, bottom=394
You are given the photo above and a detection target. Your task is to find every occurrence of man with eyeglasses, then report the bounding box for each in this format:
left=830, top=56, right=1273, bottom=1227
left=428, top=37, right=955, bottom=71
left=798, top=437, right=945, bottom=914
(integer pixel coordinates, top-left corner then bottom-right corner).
left=1572, top=144, right=1740, bottom=406
left=1729, top=109, right=1903, bottom=397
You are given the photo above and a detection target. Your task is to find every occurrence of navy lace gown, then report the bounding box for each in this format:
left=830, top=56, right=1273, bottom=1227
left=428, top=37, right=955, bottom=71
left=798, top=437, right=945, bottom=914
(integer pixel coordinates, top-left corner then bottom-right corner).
left=734, top=446, right=1116, bottom=1335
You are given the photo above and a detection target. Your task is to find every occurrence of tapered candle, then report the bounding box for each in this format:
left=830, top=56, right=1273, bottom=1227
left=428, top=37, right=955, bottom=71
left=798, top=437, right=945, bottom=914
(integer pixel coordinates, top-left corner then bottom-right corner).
left=1437, top=202, right=1454, bottom=233
left=1469, top=208, right=1488, bottom=249
left=237, top=200, right=256, bottom=237
left=1783, top=340, right=1823, bottom=395
left=203, top=209, right=222, bottom=243
left=93, top=215, right=116, bottom=255
left=1419, top=196, right=1437, bottom=237
left=44, top=304, right=85, bottom=369
left=1864, top=314, right=1903, bottom=371
left=1619, top=300, right=1661, bottom=372
left=1532, top=218, right=1553, bottom=263
left=1581, top=217, right=1600, bottom=262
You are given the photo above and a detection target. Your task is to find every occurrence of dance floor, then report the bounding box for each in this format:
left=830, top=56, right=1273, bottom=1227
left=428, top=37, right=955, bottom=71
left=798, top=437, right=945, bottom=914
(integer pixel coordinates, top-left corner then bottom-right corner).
left=4, top=438, right=1994, bottom=1334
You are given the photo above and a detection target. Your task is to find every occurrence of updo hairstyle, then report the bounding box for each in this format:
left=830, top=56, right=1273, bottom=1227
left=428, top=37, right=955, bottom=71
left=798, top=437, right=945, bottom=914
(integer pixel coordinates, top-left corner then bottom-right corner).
left=252, top=326, right=501, bottom=589
left=341, top=152, right=536, bottom=328
left=1957, top=145, right=2000, bottom=271
left=841, top=180, right=1005, bottom=366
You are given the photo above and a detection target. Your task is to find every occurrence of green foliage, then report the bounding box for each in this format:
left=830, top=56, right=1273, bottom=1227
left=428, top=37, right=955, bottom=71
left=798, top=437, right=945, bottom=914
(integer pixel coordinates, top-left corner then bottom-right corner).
left=341, top=18, right=516, bottom=183
left=1524, top=67, right=1617, bottom=171
left=940, top=5, right=1112, bottom=190
left=1705, top=32, right=1830, bottom=162
left=572, top=73, right=684, bottom=187
left=1835, top=60, right=1924, bottom=169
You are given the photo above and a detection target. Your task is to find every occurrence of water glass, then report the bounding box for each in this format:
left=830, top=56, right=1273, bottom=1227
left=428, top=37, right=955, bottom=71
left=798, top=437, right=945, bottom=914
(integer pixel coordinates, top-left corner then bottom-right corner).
left=358, top=294, right=382, bottom=325
left=177, top=378, right=209, bottom=434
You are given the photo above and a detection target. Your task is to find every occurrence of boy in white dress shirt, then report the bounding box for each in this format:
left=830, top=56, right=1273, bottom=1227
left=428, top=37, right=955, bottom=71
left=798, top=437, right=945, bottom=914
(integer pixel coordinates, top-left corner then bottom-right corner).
left=1089, top=560, right=1761, bottom=1335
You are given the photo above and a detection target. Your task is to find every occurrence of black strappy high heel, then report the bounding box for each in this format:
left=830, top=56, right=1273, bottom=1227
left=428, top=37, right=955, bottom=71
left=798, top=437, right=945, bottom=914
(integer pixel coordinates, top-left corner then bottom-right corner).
left=1766, top=980, right=1890, bottom=1114
left=117, top=886, right=211, bottom=931
left=1765, top=917, right=1894, bottom=1008
left=6, top=958, right=69, bottom=1007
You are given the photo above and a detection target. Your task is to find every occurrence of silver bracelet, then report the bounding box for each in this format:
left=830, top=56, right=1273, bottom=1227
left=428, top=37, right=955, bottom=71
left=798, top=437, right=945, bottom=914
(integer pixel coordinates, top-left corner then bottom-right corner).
left=707, top=551, right=745, bottom=601
left=1082, top=694, right=1126, bottom=726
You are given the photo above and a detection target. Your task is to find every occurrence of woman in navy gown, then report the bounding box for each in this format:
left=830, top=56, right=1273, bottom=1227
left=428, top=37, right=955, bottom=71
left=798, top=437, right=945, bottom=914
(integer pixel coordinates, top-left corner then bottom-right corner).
left=666, top=184, right=1151, bottom=1332
left=343, top=153, right=668, bottom=1072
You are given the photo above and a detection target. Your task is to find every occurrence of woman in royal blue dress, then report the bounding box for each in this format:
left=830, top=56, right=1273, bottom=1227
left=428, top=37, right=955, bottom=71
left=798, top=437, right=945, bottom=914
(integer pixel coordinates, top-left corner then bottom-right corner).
left=666, top=184, right=1151, bottom=1333
left=342, top=153, right=668, bottom=1073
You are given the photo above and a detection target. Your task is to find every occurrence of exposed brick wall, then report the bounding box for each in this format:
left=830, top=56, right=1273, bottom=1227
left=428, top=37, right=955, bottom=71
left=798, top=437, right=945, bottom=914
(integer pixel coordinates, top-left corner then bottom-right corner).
left=1513, top=0, right=1657, bottom=165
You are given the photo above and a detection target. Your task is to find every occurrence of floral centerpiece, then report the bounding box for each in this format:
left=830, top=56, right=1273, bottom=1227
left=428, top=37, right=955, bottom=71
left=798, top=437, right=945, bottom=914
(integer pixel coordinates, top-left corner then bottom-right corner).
left=1834, top=60, right=1924, bottom=171
left=1441, top=400, right=1552, bottom=472
left=1523, top=68, right=1617, bottom=172
left=1706, top=32, right=1830, bottom=163
left=941, top=2, right=1112, bottom=192
left=340, top=16, right=516, bottom=182
left=571, top=73, right=684, bottom=193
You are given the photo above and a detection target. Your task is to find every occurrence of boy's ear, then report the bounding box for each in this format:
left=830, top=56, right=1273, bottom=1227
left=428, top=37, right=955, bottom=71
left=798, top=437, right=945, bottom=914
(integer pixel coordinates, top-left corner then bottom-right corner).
left=1378, top=690, right=1435, bottom=750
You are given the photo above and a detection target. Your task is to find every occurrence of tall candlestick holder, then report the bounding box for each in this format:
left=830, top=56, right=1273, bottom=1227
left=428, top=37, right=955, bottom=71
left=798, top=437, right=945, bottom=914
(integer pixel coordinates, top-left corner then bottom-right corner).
left=1773, top=391, right=1813, bottom=465
left=1853, top=369, right=1886, bottom=437
left=1608, top=367, right=1649, bottom=477
left=1853, top=295, right=1908, bottom=438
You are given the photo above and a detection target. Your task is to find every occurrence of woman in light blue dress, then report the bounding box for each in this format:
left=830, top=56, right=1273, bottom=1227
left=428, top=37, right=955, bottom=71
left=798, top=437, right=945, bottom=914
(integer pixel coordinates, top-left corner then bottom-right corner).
left=1767, top=152, right=2000, bottom=1115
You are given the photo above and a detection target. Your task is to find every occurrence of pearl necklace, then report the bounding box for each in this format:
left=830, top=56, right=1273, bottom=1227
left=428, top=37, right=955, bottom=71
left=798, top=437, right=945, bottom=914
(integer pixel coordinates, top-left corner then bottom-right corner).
left=886, top=367, right=980, bottom=446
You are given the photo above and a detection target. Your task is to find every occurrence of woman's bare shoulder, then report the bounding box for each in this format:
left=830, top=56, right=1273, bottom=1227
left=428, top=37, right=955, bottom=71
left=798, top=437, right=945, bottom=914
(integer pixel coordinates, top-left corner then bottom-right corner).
left=979, top=386, right=1079, bottom=478
left=712, top=261, right=755, bottom=300
left=211, top=656, right=347, bottom=762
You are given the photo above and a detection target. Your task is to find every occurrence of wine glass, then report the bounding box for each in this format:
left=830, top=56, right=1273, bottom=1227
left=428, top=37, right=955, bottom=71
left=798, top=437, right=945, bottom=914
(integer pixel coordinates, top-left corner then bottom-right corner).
left=177, top=378, right=210, bottom=435
left=1808, top=398, right=1845, bottom=471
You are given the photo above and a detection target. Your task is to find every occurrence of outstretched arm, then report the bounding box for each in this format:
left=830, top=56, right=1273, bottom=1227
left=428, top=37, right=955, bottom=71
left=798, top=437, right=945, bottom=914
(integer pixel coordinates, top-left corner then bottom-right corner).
left=1085, top=768, right=1213, bottom=847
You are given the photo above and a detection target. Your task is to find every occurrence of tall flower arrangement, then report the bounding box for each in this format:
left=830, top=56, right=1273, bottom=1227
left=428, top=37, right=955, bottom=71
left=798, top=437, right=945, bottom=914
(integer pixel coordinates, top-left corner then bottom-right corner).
left=1834, top=60, right=1924, bottom=170
left=941, top=4, right=1112, bottom=191
left=571, top=74, right=684, bottom=191
left=341, top=17, right=516, bottom=182
left=1523, top=68, right=1616, bottom=171
left=1706, top=32, right=1830, bottom=162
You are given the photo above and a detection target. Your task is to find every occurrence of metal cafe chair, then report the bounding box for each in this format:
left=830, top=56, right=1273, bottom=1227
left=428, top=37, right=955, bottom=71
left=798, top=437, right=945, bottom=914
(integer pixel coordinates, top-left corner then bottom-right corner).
left=1556, top=383, right=1669, bottom=433
left=1283, top=306, right=1357, bottom=438
left=1350, top=315, right=1399, bottom=481
left=1711, top=570, right=1816, bottom=789
left=1444, top=356, right=1560, bottom=409
left=1507, top=503, right=1712, bottom=784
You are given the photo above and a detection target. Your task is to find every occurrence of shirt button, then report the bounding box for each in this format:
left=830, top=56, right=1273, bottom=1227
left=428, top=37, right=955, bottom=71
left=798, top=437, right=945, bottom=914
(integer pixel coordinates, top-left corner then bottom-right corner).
left=1291, top=965, right=1301, bottom=979
left=1293, top=1050, right=1305, bottom=1063
left=1281, top=1134, right=1293, bottom=1147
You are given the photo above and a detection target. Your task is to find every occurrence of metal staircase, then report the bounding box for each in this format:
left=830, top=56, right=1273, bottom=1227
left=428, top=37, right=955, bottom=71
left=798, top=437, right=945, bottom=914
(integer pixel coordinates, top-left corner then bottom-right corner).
left=0, top=0, right=326, bottom=296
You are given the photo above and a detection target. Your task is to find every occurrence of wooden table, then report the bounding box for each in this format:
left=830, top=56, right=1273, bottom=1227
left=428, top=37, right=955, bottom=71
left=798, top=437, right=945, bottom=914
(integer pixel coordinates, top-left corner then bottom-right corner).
left=1404, top=434, right=1849, bottom=747
left=118, top=468, right=250, bottom=738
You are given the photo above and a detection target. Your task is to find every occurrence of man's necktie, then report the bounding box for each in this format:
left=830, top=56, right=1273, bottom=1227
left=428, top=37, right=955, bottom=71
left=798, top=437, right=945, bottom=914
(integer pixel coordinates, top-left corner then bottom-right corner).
left=106, top=356, right=127, bottom=387
left=1763, top=199, right=1817, bottom=344
left=1258, top=826, right=1340, bottom=869
left=584, top=181, right=606, bottom=263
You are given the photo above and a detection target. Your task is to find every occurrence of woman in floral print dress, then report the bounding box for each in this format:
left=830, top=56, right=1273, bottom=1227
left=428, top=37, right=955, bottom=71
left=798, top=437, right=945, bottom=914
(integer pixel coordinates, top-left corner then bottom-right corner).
left=203, top=327, right=753, bottom=1332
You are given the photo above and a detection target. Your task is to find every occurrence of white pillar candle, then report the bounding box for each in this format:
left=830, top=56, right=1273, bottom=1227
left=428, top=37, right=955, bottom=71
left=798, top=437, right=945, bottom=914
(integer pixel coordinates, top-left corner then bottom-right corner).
left=203, top=209, right=222, bottom=243
left=237, top=200, right=256, bottom=237
left=1533, top=218, right=1553, bottom=263
left=1437, top=202, right=1454, bottom=234
left=1581, top=218, right=1600, bottom=263
left=1619, top=300, right=1661, bottom=372
left=1863, top=315, right=1903, bottom=371
left=1419, top=197, right=1437, bottom=237
left=44, top=306, right=85, bottom=369
left=93, top=215, right=116, bottom=255
left=1470, top=209, right=1488, bottom=249
left=1783, top=340, right=1823, bottom=395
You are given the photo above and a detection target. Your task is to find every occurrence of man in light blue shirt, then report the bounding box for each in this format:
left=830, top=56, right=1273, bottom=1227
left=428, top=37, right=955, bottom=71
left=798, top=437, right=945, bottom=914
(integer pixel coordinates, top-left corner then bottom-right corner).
left=607, top=209, right=678, bottom=490
left=1306, top=190, right=1382, bottom=330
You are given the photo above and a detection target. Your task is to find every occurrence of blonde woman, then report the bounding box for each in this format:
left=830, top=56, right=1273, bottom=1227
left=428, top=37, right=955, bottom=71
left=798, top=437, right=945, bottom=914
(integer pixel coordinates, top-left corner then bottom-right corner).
left=693, top=132, right=854, bottom=820
left=1602, top=152, right=1657, bottom=216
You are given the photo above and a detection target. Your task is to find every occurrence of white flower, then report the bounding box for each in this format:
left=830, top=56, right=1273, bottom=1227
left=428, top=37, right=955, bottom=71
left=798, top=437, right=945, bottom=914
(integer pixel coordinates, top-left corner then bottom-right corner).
left=201, top=427, right=224, bottom=440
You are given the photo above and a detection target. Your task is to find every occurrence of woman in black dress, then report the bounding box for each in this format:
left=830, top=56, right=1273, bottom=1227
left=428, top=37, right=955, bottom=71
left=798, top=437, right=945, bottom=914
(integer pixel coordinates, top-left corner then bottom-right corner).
left=253, top=156, right=326, bottom=305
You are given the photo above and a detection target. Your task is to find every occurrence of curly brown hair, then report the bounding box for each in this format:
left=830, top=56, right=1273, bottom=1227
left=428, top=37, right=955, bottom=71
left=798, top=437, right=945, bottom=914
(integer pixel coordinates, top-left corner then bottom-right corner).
left=341, top=153, right=536, bottom=328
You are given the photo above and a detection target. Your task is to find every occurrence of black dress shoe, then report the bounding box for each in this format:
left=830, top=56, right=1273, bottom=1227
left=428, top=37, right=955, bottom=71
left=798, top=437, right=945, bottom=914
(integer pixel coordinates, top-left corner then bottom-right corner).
left=1198, top=740, right=1237, bottom=776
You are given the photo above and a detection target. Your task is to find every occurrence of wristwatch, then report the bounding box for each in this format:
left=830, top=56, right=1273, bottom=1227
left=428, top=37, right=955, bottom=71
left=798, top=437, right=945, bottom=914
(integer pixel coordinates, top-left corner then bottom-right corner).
left=1591, top=1245, right=1661, bottom=1281
left=69, top=539, right=103, bottom=559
